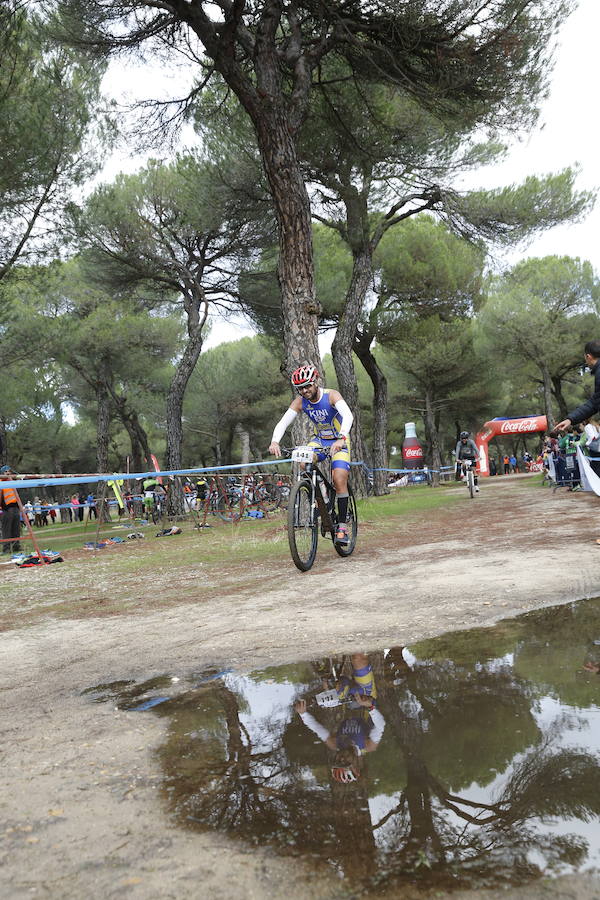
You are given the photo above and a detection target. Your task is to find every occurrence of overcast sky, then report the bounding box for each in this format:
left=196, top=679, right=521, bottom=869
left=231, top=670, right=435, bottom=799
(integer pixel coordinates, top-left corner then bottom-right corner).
left=100, top=0, right=600, bottom=351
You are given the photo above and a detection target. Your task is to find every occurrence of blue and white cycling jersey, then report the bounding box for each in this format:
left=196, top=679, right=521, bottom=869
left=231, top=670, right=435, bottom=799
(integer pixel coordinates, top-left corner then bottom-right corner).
left=302, top=389, right=343, bottom=441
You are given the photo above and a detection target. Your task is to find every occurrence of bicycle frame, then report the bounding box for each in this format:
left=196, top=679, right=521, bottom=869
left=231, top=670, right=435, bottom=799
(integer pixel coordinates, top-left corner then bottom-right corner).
left=308, top=465, right=336, bottom=533
left=293, top=449, right=336, bottom=536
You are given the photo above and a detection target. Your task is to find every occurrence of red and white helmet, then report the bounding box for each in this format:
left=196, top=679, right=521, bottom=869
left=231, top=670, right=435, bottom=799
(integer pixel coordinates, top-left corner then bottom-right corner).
left=291, top=364, right=319, bottom=387
left=331, top=765, right=360, bottom=784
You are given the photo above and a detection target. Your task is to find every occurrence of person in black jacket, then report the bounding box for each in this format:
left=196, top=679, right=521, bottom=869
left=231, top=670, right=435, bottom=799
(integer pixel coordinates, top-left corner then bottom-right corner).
left=556, top=341, right=600, bottom=431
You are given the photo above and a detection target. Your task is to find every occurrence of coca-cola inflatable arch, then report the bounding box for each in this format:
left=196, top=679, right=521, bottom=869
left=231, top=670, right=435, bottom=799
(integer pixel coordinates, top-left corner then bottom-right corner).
left=475, top=415, right=548, bottom=476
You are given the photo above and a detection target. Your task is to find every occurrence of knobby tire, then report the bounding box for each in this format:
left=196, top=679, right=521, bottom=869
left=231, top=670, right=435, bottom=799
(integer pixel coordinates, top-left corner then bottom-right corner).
left=333, top=485, right=358, bottom=558
left=257, top=483, right=281, bottom=513
left=217, top=492, right=241, bottom=522
left=467, top=469, right=475, bottom=499
left=288, top=479, right=318, bottom=571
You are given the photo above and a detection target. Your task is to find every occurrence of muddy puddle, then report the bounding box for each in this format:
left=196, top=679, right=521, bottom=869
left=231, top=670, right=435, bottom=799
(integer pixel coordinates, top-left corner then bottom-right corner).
left=83, top=598, right=600, bottom=893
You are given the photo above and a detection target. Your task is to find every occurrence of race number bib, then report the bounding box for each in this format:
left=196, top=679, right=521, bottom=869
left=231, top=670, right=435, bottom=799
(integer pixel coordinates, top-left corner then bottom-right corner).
left=292, top=446, right=314, bottom=463
left=316, top=689, right=342, bottom=708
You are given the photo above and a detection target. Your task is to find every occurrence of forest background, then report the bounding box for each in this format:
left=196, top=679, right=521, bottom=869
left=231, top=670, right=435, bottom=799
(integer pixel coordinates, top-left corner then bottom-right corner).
left=2, top=0, right=600, bottom=504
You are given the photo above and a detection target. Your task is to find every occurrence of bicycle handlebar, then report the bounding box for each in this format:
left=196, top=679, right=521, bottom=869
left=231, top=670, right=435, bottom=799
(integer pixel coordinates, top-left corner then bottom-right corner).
left=280, top=445, right=332, bottom=458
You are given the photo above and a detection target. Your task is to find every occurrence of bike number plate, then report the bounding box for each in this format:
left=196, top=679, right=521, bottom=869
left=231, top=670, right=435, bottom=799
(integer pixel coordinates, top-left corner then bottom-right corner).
left=315, top=689, right=341, bottom=708
left=292, top=446, right=314, bottom=463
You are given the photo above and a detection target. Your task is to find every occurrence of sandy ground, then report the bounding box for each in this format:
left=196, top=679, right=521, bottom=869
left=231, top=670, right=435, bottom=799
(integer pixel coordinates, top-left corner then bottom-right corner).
left=2, top=475, right=600, bottom=900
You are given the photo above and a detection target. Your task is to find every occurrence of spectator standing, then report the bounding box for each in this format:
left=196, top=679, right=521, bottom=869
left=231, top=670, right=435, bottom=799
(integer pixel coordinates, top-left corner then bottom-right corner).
left=71, top=493, right=80, bottom=522
left=559, top=427, right=581, bottom=490
left=503, top=455, right=510, bottom=474
left=33, top=497, right=43, bottom=527
left=509, top=454, right=517, bottom=473
left=86, top=492, right=97, bottom=519
left=489, top=457, right=497, bottom=476
left=0, top=466, right=21, bottom=554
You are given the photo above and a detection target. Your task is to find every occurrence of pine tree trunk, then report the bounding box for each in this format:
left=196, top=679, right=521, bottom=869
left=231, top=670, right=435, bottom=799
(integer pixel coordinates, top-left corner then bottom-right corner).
left=105, top=385, right=152, bottom=472
left=354, top=333, right=389, bottom=496
left=113, top=406, right=143, bottom=473
left=236, top=425, right=251, bottom=466
left=424, top=388, right=442, bottom=486
left=96, top=381, right=111, bottom=474
left=551, top=374, right=569, bottom=421
left=269, top=155, right=320, bottom=374
left=166, top=298, right=205, bottom=515
left=331, top=248, right=374, bottom=497
left=0, top=417, right=7, bottom=466
left=541, top=364, right=555, bottom=428
left=180, top=0, right=322, bottom=377
left=250, top=105, right=321, bottom=376
left=95, top=380, right=112, bottom=522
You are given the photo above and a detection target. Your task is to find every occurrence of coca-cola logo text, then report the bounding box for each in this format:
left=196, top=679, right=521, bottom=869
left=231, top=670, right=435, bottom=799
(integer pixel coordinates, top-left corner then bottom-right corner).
left=403, top=447, right=424, bottom=458
left=499, top=419, right=539, bottom=434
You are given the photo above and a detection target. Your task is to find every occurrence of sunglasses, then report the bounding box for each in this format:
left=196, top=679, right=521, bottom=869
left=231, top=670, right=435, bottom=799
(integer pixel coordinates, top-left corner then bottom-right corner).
left=296, top=383, right=315, bottom=393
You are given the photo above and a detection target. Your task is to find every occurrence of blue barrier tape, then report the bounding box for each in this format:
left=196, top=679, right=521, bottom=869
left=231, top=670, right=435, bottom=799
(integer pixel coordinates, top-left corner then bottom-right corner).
left=0, top=459, right=455, bottom=492
left=0, top=459, right=294, bottom=491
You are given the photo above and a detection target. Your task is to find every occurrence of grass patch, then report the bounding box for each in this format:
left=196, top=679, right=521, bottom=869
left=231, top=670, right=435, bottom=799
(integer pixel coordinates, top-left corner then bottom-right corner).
left=18, top=486, right=463, bottom=564
left=358, top=483, right=463, bottom=521
left=0, top=486, right=465, bottom=629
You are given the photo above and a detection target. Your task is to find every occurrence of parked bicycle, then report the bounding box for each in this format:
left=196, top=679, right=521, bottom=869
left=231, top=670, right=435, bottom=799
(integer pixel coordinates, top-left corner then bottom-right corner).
left=287, top=445, right=358, bottom=571
left=243, top=474, right=282, bottom=512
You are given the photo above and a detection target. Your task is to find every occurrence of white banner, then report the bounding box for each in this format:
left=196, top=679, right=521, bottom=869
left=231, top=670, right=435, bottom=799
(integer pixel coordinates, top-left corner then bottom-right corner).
left=577, top=445, right=600, bottom=496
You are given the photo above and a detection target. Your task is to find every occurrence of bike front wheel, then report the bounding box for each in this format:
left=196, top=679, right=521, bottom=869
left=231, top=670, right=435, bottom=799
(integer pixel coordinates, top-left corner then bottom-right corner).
left=467, top=469, right=475, bottom=498
left=287, top=480, right=318, bottom=571
left=333, top=486, right=358, bottom=558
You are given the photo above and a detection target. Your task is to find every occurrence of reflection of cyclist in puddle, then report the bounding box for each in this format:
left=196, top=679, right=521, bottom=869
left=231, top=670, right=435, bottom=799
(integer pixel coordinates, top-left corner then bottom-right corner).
left=294, top=653, right=385, bottom=783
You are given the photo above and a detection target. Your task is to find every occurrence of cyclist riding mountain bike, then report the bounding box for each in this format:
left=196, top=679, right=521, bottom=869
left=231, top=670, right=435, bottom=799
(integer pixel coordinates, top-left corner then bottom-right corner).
left=269, top=364, right=354, bottom=544
left=455, top=431, right=480, bottom=492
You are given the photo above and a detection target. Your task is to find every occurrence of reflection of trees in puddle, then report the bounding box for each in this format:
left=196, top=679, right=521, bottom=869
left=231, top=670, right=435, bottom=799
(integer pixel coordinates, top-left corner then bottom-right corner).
left=157, top=631, right=600, bottom=891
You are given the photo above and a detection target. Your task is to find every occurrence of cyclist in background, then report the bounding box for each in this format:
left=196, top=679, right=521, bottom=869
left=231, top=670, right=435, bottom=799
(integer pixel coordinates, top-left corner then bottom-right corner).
left=455, top=431, right=480, bottom=492
left=140, top=473, right=163, bottom=520
left=269, top=364, right=354, bottom=544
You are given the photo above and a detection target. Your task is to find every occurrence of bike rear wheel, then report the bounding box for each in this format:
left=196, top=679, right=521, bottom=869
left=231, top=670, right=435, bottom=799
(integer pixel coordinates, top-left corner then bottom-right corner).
left=256, top=482, right=281, bottom=512
left=287, top=480, right=318, bottom=571
left=217, top=492, right=241, bottom=522
left=333, top=486, right=358, bottom=558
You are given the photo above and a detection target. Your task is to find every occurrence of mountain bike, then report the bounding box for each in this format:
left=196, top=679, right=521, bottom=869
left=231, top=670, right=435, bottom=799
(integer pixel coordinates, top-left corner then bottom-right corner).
left=461, top=459, right=477, bottom=498
left=243, top=474, right=282, bottom=513
left=287, top=445, right=358, bottom=572
left=143, top=490, right=166, bottom=524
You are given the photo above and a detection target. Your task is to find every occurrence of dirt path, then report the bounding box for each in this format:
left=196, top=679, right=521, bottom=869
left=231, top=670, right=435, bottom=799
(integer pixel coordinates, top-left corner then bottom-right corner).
left=2, top=476, right=600, bottom=899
